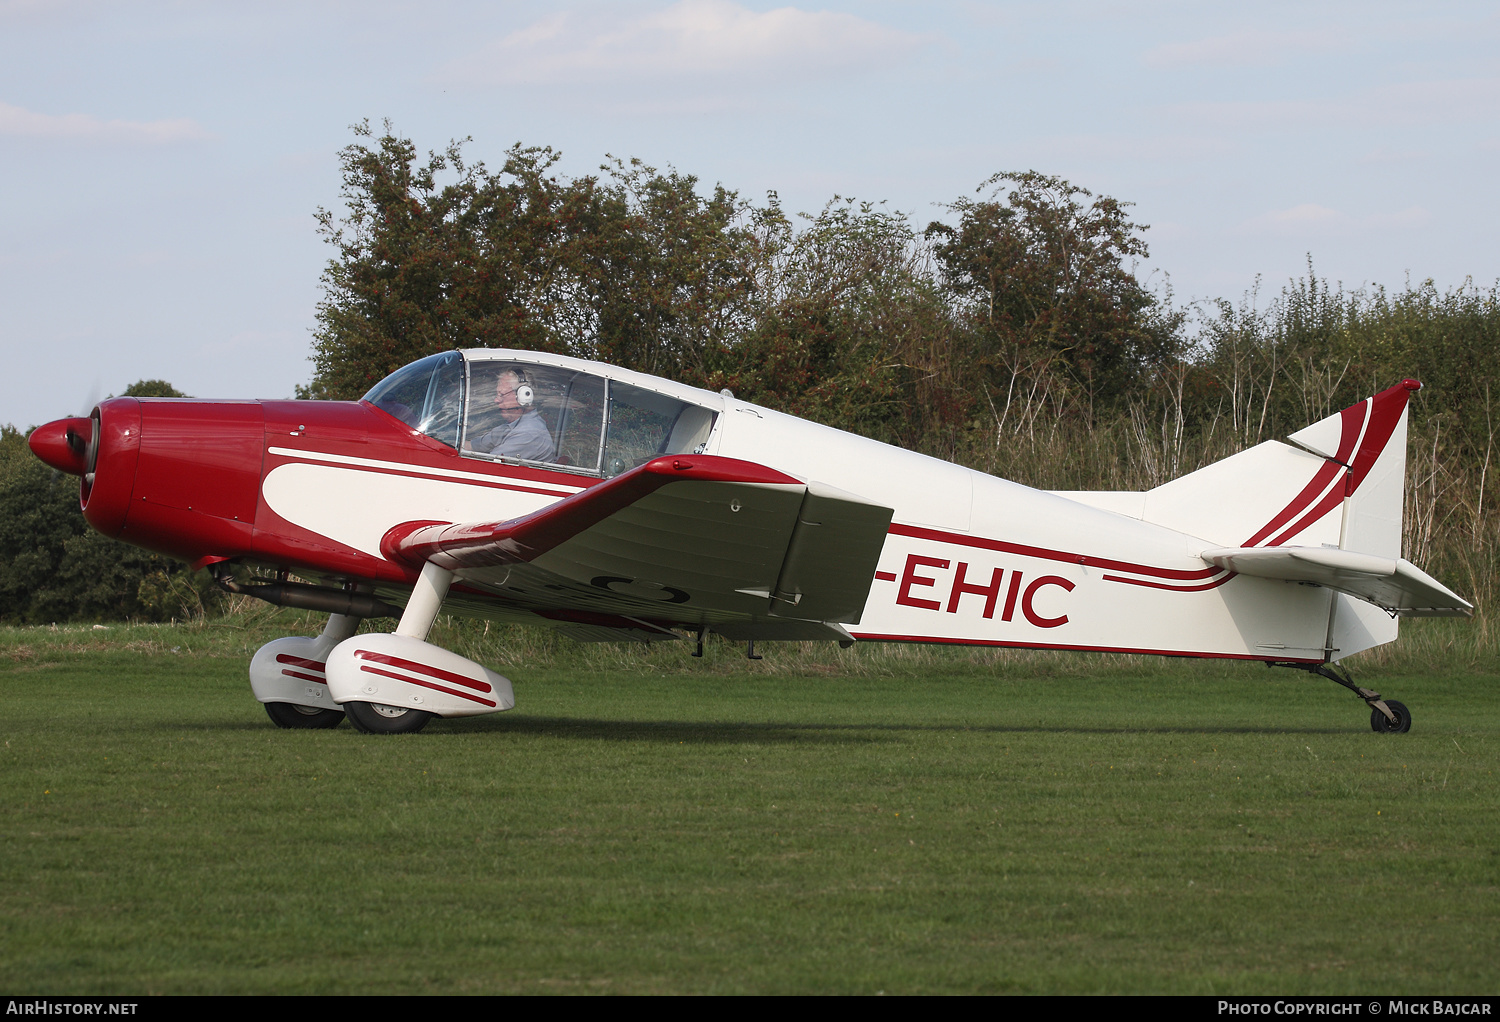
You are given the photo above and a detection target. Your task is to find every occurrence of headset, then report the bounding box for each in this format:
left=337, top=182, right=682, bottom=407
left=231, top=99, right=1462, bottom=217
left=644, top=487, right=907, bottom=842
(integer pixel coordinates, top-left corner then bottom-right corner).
left=499, top=367, right=534, bottom=408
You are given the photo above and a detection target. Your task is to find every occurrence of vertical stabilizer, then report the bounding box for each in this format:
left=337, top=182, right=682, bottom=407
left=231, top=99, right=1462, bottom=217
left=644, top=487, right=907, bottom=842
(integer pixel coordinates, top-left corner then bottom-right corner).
left=1051, top=381, right=1425, bottom=662
left=1128, top=380, right=1420, bottom=554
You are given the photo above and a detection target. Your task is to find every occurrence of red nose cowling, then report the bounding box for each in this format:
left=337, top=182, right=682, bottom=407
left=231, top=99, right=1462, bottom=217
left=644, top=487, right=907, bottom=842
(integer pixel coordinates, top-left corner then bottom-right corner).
left=28, top=416, right=92, bottom=476
left=30, top=395, right=437, bottom=585
left=28, top=398, right=265, bottom=562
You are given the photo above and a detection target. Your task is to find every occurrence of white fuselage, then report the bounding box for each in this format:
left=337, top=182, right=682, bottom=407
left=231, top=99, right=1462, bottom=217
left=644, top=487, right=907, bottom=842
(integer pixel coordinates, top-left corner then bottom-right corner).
left=709, top=397, right=1344, bottom=662
left=260, top=349, right=1392, bottom=664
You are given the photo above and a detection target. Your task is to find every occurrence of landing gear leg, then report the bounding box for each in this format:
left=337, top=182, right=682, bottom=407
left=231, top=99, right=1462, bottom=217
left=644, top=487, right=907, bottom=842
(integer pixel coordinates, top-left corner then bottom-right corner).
left=1279, top=661, right=1411, bottom=733
left=252, top=611, right=363, bottom=728
left=340, top=561, right=452, bottom=736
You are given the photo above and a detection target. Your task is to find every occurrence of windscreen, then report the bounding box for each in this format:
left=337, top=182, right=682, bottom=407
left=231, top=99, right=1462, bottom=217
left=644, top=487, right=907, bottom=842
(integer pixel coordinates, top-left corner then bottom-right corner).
left=363, top=352, right=465, bottom=448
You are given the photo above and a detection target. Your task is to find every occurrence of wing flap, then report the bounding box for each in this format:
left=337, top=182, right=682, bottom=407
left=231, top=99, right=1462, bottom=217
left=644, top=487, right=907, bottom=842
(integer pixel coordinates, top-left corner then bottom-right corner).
left=1202, top=546, right=1473, bottom=617
left=770, top=482, right=895, bottom=624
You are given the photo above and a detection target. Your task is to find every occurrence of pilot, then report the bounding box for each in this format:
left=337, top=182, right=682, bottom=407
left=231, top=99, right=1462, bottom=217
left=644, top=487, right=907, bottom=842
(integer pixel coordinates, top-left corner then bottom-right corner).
left=469, top=369, right=555, bottom=461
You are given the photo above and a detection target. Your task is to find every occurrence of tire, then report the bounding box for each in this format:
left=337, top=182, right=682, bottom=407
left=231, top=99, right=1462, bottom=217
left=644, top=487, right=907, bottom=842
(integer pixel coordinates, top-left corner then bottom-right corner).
left=1370, top=699, right=1412, bottom=734
left=265, top=701, right=344, bottom=730
left=344, top=700, right=434, bottom=735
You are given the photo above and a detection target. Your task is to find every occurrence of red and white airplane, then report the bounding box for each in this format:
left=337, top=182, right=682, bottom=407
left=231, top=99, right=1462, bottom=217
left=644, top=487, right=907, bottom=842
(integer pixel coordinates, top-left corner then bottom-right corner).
left=28, top=349, right=1471, bottom=734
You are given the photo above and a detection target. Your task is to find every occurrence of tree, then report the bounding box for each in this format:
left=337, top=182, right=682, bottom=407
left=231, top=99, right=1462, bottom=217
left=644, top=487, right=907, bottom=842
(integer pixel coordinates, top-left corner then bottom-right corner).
left=716, top=197, right=959, bottom=448
left=587, top=158, right=764, bottom=383
left=308, top=123, right=769, bottom=399
left=310, top=122, right=611, bottom=398
left=926, top=172, right=1167, bottom=422
left=120, top=380, right=188, bottom=398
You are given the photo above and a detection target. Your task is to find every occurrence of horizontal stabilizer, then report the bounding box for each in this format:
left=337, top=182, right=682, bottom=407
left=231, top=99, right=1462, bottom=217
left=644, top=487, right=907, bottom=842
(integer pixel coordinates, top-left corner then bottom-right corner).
left=1201, top=546, right=1473, bottom=617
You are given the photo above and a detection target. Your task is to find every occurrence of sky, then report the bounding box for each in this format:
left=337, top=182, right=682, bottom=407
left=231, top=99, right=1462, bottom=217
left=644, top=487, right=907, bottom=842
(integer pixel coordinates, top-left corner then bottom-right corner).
left=2, top=0, right=1496, bottom=431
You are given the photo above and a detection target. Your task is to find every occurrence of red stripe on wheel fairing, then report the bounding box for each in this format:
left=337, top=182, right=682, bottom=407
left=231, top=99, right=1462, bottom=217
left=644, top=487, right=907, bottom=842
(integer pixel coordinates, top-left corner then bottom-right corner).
left=275, top=653, right=326, bottom=672
left=280, top=669, right=326, bottom=684
left=352, top=649, right=493, bottom=693
left=356, top=664, right=498, bottom=707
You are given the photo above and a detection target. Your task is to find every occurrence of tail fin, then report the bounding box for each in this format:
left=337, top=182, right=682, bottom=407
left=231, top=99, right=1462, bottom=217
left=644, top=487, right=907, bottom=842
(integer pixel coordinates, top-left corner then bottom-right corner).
left=1133, top=380, right=1420, bottom=552
left=1053, top=380, right=1471, bottom=660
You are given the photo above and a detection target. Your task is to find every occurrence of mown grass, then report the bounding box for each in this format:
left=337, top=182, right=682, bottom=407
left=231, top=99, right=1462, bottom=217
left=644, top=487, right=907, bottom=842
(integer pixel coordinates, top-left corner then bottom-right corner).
left=1, top=614, right=1497, bottom=994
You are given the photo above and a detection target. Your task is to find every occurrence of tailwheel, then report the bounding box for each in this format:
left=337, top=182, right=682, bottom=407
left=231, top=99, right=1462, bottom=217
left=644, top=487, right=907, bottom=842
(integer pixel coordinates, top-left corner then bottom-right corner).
left=1371, top=699, right=1412, bottom=734
left=1277, top=662, right=1413, bottom=734
left=344, top=700, right=434, bottom=735
left=265, top=702, right=344, bottom=730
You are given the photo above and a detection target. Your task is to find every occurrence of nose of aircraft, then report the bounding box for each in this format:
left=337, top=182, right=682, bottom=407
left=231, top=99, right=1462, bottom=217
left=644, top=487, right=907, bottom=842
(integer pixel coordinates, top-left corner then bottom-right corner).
left=28, top=416, right=93, bottom=476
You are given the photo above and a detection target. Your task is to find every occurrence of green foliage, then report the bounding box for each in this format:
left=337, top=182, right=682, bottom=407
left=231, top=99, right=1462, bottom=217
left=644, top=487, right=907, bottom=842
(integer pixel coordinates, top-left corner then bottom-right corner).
left=312, top=125, right=590, bottom=397
left=310, top=122, right=771, bottom=399
left=716, top=197, right=956, bottom=447
left=0, top=426, right=84, bottom=621
left=309, top=129, right=1176, bottom=452
left=587, top=157, right=766, bottom=382
left=928, top=171, right=1167, bottom=419
left=120, top=379, right=188, bottom=398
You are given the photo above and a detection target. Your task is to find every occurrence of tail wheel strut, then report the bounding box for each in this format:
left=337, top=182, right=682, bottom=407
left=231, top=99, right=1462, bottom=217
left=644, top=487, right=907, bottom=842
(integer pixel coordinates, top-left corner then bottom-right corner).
left=1274, top=661, right=1411, bottom=734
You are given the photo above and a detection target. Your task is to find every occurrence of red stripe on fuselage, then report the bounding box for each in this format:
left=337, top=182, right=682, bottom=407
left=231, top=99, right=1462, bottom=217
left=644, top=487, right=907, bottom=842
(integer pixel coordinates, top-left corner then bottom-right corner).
left=1100, top=572, right=1235, bottom=592
left=887, top=523, right=1220, bottom=580
left=268, top=451, right=580, bottom=500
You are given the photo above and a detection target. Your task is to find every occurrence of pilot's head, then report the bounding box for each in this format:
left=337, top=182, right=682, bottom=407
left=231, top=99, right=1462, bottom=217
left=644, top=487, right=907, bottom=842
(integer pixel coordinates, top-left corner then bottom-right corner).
left=494, top=370, right=529, bottom=422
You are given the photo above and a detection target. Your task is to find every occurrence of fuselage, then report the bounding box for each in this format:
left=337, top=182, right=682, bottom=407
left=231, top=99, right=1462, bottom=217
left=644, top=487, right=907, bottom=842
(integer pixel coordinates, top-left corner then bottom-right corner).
left=31, top=348, right=1341, bottom=663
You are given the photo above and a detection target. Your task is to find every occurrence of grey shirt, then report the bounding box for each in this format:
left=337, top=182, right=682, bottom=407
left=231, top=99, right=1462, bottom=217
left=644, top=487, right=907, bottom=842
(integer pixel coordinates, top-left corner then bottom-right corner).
left=473, top=409, right=555, bottom=462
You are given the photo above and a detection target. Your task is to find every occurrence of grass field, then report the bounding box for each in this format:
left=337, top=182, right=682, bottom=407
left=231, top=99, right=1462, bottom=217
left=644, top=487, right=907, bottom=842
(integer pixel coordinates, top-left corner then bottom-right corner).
left=1, top=615, right=1497, bottom=994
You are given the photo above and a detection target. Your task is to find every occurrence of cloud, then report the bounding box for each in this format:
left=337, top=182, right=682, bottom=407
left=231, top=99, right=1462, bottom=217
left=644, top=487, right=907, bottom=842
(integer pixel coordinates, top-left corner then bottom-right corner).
left=441, top=0, right=927, bottom=89
left=1144, top=28, right=1347, bottom=69
left=1239, top=203, right=1430, bottom=239
left=0, top=100, right=211, bottom=143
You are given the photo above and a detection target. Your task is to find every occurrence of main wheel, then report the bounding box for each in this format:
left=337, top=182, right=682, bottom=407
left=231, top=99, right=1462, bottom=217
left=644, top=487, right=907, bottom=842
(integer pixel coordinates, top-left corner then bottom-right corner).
left=265, top=701, right=344, bottom=730
left=344, top=700, right=434, bottom=735
left=1370, top=699, right=1412, bottom=734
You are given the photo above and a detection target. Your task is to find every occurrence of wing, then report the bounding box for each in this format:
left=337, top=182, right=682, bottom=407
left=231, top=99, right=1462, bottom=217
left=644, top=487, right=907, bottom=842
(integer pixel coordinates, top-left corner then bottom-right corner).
left=380, top=455, right=895, bottom=641
left=1201, top=546, right=1473, bottom=617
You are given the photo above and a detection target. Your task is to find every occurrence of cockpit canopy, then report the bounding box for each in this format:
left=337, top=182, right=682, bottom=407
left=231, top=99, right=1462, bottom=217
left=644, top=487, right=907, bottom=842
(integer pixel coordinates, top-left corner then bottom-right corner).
left=362, top=351, right=718, bottom=477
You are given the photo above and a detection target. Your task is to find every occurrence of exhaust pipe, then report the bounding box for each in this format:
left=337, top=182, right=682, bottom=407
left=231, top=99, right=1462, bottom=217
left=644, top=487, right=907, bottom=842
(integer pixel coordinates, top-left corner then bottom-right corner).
left=213, top=571, right=402, bottom=619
